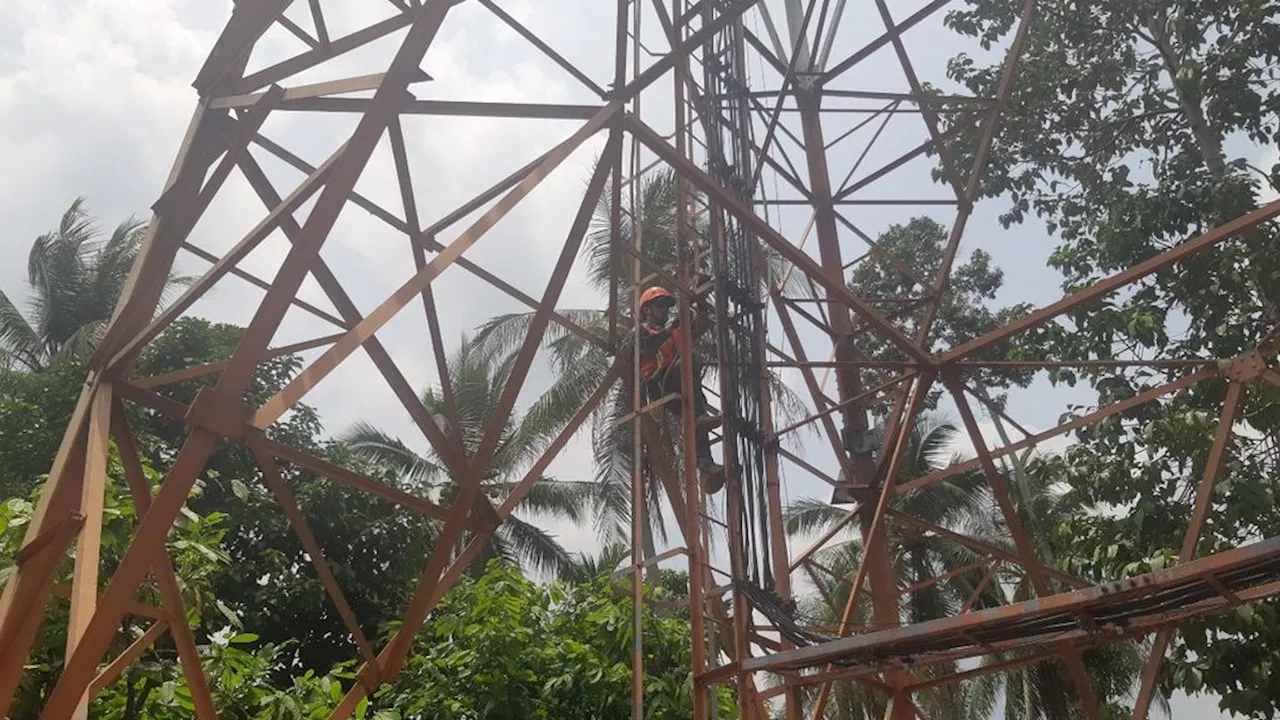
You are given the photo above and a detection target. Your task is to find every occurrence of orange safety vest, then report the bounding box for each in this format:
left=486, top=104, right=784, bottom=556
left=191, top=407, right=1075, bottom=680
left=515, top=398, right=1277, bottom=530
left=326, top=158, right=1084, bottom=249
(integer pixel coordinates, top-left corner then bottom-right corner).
left=639, top=324, right=681, bottom=380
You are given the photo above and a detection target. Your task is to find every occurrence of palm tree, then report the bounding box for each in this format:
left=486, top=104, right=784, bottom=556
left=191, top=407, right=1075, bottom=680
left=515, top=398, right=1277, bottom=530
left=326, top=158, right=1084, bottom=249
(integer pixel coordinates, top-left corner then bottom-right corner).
left=471, top=167, right=812, bottom=555
left=784, top=416, right=996, bottom=719
left=562, top=541, right=630, bottom=584
left=968, top=454, right=1163, bottom=720
left=783, top=417, right=1154, bottom=719
left=0, top=198, right=188, bottom=371
left=338, top=336, right=598, bottom=580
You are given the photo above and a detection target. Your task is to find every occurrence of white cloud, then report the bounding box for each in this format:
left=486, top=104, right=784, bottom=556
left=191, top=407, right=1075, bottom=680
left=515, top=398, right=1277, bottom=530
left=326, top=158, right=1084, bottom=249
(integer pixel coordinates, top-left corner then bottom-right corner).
left=1258, top=142, right=1280, bottom=203
left=0, top=0, right=608, bottom=544
left=946, top=419, right=1076, bottom=463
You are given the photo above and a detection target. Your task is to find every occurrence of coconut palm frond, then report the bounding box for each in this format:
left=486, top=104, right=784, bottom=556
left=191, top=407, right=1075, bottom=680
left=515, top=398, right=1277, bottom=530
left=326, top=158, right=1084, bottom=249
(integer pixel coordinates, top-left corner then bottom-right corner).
left=590, top=388, right=635, bottom=536
left=0, top=290, right=44, bottom=371
left=508, top=478, right=596, bottom=525
left=783, top=498, right=854, bottom=538
left=471, top=308, right=607, bottom=364
left=48, top=319, right=108, bottom=366
left=767, top=370, right=814, bottom=448
left=3, top=200, right=186, bottom=371
left=566, top=541, right=630, bottom=582
left=496, top=514, right=576, bottom=580
left=511, top=350, right=615, bottom=466
left=337, top=421, right=443, bottom=490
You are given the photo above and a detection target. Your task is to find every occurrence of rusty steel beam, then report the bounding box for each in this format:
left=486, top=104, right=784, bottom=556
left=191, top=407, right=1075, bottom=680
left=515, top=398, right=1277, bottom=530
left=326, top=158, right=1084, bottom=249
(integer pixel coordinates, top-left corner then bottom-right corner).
left=236, top=149, right=474, bottom=479
left=252, top=0, right=764, bottom=424
left=38, top=12, right=455, bottom=712
left=478, top=0, right=607, bottom=98
left=46, top=587, right=164, bottom=622
left=387, top=117, right=460, bottom=432
left=247, top=132, right=612, bottom=353
left=897, top=366, right=1218, bottom=495
left=888, top=509, right=1089, bottom=590
left=745, top=0, right=824, bottom=196
left=131, top=333, right=345, bottom=390
left=210, top=72, right=397, bottom=109
left=112, top=381, right=470, bottom=527
left=1131, top=382, right=1244, bottom=719
left=284, top=97, right=607, bottom=118
left=253, top=445, right=383, bottom=678
left=947, top=373, right=1103, bottom=717
left=193, top=0, right=293, bottom=94
left=628, top=116, right=928, bottom=362
left=86, top=620, right=170, bottom=697
left=818, top=0, right=951, bottom=84
left=107, top=135, right=343, bottom=370
left=234, top=11, right=414, bottom=93
left=178, top=241, right=349, bottom=328
left=941, top=198, right=1280, bottom=362
left=744, top=534, right=1280, bottom=673
left=669, top=12, right=710, bottom=715
left=775, top=297, right=859, bottom=484
left=63, top=385, right=113, bottom=719
left=869, top=0, right=967, bottom=204
left=810, top=373, right=932, bottom=716
left=110, top=405, right=218, bottom=719
left=914, top=0, right=1036, bottom=345
left=0, top=373, right=94, bottom=717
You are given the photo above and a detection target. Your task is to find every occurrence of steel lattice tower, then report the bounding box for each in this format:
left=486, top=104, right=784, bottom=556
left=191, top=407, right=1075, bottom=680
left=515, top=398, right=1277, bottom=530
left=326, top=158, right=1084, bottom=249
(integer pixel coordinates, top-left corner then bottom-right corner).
left=2, top=1, right=1279, bottom=718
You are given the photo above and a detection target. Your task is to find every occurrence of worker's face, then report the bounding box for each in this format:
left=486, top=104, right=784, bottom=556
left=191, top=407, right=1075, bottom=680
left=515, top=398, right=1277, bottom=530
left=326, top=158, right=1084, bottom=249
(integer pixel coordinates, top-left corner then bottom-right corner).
left=646, top=303, right=670, bottom=324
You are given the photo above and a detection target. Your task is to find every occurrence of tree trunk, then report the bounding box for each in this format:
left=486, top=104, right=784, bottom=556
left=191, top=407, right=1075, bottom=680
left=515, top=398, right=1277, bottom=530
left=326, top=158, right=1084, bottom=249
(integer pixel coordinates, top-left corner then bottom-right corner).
left=641, top=516, right=660, bottom=586
left=1143, top=15, right=1228, bottom=177
left=124, top=674, right=137, bottom=718
left=1144, top=12, right=1278, bottom=325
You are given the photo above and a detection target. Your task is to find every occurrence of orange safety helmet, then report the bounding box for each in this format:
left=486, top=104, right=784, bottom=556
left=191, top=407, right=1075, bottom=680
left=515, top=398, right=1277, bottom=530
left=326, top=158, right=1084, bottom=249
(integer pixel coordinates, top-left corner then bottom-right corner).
left=639, top=286, right=675, bottom=310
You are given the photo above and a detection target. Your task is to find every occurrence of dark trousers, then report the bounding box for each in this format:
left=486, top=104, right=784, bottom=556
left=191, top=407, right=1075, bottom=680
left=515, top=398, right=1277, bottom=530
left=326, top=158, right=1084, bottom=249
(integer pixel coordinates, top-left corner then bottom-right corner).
left=645, top=357, right=714, bottom=464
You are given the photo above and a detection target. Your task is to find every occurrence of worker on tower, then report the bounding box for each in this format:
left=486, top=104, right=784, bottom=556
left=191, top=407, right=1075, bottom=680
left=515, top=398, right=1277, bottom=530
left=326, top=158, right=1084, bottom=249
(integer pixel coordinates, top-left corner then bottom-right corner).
left=635, top=285, right=726, bottom=493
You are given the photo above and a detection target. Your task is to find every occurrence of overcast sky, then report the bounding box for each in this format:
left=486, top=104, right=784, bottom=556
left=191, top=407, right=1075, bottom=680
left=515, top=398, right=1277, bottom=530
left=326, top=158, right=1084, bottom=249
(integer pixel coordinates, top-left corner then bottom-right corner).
left=4, top=0, right=1272, bottom=716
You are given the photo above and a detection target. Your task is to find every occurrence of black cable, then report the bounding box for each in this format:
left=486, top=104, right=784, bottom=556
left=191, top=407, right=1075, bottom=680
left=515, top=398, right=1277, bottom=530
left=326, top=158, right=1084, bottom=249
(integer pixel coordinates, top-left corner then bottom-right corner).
left=701, top=0, right=774, bottom=596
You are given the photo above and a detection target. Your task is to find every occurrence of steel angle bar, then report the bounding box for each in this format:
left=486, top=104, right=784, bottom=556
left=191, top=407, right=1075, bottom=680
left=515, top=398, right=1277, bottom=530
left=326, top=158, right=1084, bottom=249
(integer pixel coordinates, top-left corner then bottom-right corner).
left=941, top=199, right=1280, bottom=362
left=746, top=535, right=1280, bottom=673
left=628, top=116, right=928, bottom=362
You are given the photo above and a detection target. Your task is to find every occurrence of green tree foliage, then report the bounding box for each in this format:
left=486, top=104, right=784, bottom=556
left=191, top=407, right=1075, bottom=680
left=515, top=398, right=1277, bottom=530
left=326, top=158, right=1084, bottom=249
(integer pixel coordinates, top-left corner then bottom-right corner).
left=0, top=361, right=86, bottom=500
left=786, top=420, right=1148, bottom=719
left=945, top=0, right=1279, bottom=325
left=0, top=199, right=189, bottom=371
left=1, top=444, right=713, bottom=719
left=943, top=1, right=1280, bottom=714
left=126, top=318, right=443, bottom=675
left=784, top=418, right=996, bottom=720
left=0, top=315, right=442, bottom=676
left=371, top=559, right=736, bottom=719
left=89, top=628, right=363, bottom=720
left=0, top=449, right=232, bottom=717
left=845, top=216, right=1036, bottom=409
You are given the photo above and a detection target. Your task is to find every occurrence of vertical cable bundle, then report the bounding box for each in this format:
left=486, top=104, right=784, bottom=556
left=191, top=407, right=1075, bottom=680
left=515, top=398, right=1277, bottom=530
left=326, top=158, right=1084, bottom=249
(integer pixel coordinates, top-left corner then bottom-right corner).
left=700, top=0, right=772, bottom=593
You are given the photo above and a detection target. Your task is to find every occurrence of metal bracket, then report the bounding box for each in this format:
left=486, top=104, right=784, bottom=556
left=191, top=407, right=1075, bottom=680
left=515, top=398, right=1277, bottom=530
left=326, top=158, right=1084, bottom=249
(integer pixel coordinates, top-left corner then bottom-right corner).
left=843, top=425, right=885, bottom=457
left=185, top=387, right=254, bottom=440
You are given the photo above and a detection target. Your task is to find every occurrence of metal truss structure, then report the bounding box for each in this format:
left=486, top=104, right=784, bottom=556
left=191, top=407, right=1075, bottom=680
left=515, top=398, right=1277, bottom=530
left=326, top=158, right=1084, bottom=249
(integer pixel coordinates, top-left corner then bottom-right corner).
left=2, top=0, right=1279, bottom=718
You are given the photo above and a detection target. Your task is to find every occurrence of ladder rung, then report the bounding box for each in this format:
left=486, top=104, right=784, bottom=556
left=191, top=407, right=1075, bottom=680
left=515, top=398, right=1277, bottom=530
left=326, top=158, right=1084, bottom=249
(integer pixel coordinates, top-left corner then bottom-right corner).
left=616, top=393, right=681, bottom=425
